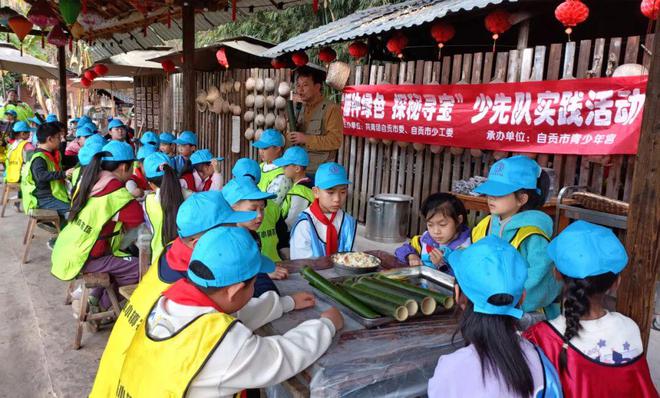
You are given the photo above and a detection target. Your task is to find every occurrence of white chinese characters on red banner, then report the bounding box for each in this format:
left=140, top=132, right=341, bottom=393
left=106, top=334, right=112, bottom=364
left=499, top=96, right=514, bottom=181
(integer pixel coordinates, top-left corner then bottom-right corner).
left=341, top=76, right=647, bottom=155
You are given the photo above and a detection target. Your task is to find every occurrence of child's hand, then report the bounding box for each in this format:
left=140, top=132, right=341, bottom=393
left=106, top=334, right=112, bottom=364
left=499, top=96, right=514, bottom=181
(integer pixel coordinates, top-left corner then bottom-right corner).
left=268, top=266, right=289, bottom=280
left=291, top=292, right=315, bottom=310
left=430, top=248, right=444, bottom=266
left=408, top=254, right=422, bottom=267
left=211, top=158, right=221, bottom=172
left=321, top=307, right=344, bottom=331
left=65, top=168, right=74, bottom=177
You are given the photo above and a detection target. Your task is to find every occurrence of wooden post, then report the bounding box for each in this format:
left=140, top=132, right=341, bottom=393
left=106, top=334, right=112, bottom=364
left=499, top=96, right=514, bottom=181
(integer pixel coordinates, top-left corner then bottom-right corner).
left=182, top=2, right=196, bottom=132
left=517, top=20, right=530, bottom=50
left=616, top=26, right=660, bottom=349
left=57, top=46, right=67, bottom=121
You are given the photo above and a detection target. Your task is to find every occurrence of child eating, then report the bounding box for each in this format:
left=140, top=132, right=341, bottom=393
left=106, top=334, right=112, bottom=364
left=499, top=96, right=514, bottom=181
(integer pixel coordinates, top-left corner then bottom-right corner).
left=290, top=162, right=356, bottom=259
left=395, top=193, right=470, bottom=274
left=274, top=146, right=315, bottom=230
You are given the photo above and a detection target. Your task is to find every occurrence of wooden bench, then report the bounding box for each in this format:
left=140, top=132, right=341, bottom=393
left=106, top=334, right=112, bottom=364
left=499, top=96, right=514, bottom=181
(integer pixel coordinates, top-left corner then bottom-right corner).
left=1, top=182, right=21, bottom=217
left=22, top=209, right=60, bottom=264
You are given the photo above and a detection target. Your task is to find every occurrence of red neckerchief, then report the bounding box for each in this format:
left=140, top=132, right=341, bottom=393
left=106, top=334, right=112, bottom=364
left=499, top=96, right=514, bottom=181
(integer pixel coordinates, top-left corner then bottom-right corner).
left=201, top=174, right=213, bottom=191
left=163, top=279, right=225, bottom=312
left=166, top=237, right=195, bottom=272
left=309, top=199, right=338, bottom=255
left=41, top=149, right=61, bottom=171
left=181, top=172, right=197, bottom=192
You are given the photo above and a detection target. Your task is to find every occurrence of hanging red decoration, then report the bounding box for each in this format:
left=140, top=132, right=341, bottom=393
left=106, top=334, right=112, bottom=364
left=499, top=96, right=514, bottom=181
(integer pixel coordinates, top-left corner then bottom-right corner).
left=161, top=59, right=176, bottom=73
left=94, top=64, right=109, bottom=76
left=8, top=16, right=33, bottom=55
left=216, top=48, right=229, bottom=68
left=313, top=0, right=318, bottom=14
left=641, top=0, right=659, bottom=20
left=555, top=0, right=589, bottom=40
left=318, top=47, right=336, bottom=64
left=484, top=9, right=511, bottom=52
left=430, top=21, right=455, bottom=48
left=291, top=51, right=309, bottom=67
left=80, top=77, right=92, bottom=88
left=47, top=24, right=68, bottom=47
left=83, top=70, right=97, bottom=81
left=27, top=0, right=59, bottom=29
left=348, top=41, right=368, bottom=60
left=271, top=58, right=286, bottom=69
left=232, top=0, right=236, bottom=21
left=386, top=32, right=408, bottom=58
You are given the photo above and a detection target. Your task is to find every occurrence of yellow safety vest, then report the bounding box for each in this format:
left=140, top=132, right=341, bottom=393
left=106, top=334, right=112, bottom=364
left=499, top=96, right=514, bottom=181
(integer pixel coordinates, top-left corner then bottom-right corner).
left=258, top=200, right=281, bottom=262
left=90, top=248, right=175, bottom=398
left=471, top=215, right=550, bottom=249
left=115, top=301, right=238, bottom=398
left=21, top=151, right=69, bottom=212
left=144, top=193, right=165, bottom=263
left=281, top=182, right=314, bottom=220
left=257, top=162, right=284, bottom=192
left=4, top=139, right=28, bottom=183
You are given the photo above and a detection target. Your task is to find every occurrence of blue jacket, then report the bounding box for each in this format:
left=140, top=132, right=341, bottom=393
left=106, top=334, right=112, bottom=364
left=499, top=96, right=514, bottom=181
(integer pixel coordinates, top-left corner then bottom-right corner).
left=486, top=210, right=562, bottom=318
left=290, top=211, right=357, bottom=257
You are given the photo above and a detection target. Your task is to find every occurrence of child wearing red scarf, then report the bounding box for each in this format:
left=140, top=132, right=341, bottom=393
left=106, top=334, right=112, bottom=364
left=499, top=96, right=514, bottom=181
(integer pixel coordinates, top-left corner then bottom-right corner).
left=290, top=162, right=356, bottom=259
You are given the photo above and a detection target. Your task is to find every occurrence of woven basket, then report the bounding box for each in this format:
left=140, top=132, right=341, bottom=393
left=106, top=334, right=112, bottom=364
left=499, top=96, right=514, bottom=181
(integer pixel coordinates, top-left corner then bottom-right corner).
left=572, top=192, right=629, bottom=216
left=326, top=61, right=350, bottom=90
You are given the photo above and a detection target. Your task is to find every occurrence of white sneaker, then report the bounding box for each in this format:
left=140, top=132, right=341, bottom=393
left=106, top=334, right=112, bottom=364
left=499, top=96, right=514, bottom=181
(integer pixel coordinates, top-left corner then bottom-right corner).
left=71, top=299, right=81, bottom=320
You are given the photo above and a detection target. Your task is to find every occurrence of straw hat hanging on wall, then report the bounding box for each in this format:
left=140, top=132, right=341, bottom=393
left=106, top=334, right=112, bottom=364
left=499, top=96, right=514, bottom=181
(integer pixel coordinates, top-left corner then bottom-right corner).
left=211, top=98, right=224, bottom=114
left=196, top=90, right=208, bottom=112
left=206, top=86, right=220, bottom=103
left=326, top=61, right=351, bottom=90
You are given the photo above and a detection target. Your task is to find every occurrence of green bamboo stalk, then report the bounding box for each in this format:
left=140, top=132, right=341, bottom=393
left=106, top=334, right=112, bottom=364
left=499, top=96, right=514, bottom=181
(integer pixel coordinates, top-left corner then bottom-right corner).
left=345, top=281, right=418, bottom=316
left=374, top=275, right=454, bottom=309
left=343, top=285, right=409, bottom=321
left=356, top=277, right=437, bottom=315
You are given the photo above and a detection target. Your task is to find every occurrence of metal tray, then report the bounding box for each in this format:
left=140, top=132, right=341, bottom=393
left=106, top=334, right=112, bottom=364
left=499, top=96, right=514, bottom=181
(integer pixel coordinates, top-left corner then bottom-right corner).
left=312, top=266, right=455, bottom=329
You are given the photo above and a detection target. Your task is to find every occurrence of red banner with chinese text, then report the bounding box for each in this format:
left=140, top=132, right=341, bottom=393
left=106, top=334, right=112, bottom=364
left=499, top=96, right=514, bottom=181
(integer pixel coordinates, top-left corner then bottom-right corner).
left=341, top=76, right=647, bottom=155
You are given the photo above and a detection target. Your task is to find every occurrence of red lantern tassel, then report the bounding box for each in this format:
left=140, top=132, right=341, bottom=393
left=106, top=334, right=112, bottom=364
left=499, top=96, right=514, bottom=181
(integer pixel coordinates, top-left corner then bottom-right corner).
left=313, top=0, right=318, bottom=14
left=232, top=0, right=236, bottom=21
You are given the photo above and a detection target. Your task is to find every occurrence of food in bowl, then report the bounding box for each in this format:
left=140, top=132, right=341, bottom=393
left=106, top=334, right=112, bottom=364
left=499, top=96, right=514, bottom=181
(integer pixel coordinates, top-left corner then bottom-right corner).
left=331, top=252, right=381, bottom=269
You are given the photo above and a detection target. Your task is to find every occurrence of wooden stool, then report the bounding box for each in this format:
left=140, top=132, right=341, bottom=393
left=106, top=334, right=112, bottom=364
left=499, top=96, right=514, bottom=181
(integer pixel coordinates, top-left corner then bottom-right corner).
left=1, top=182, right=21, bottom=217
left=73, top=272, right=122, bottom=350
left=22, top=209, right=61, bottom=264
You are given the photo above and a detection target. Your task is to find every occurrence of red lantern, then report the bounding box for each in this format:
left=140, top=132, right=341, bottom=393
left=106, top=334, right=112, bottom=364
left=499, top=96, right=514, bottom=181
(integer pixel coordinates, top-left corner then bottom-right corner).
left=386, top=32, right=408, bottom=58
left=271, top=58, right=286, bottom=69
left=216, top=48, right=229, bottom=68
left=161, top=59, right=176, bottom=73
left=484, top=9, right=511, bottom=52
left=348, top=41, right=368, bottom=60
left=94, top=64, right=109, bottom=76
left=46, top=24, right=68, bottom=47
left=555, top=0, right=589, bottom=39
left=83, top=70, right=97, bottom=81
left=27, top=0, right=59, bottom=29
left=430, top=21, right=455, bottom=48
left=318, top=47, right=336, bottom=64
left=80, top=77, right=92, bottom=88
left=641, top=0, right=659, bottom=20
left=291, top=51, right=309, bottom=67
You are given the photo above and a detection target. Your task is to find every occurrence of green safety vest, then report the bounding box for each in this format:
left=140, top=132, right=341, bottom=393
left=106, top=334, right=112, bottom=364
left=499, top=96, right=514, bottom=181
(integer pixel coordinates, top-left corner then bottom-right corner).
left=51, top=188, right=135, bottom=281
left=70, top=165, right=81, bottom=190
left=258, top=200, right=282, bottom=262
left=281, top=182, right=314, bottom=220
left=144, top=193, right=165, bottom=264
left=21, top=151, right=69, bottom=212
left=257, top=163, right=284, bottom=193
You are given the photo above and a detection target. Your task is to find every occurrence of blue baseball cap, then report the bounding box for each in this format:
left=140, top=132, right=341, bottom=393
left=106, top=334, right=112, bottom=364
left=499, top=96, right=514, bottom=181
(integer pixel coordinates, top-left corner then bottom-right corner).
left=70, top=117, right=80, bottom=124
left=140, top=131, right=160, bottom=146
left=28, top=116, right=42, bottom=125
left=144, top=152, right=175, bottom=179
left=78, top=115, right=92, bottom=125
left=102, top=140, right=135, bottom=162
left=46, top=114, right=58, bottom=123
left=448, top=235, right=528, bottom=319
left=548, top=221, right=628, bottom=279
left=232, top=158, right=261, bottom=182
left=474, top=156, right=541, bottom=197
left=75, top=125, right=95, bottom=138
left=12, top=121, right=31, bottom=133
left=251, top=128, right=285, bottom=149
left=108, top=119, right=126, bottom=130
left=187, top=227, right=275, bottom=288
left=177, top=191, right=257, bottom=238
left=174, top=130, right=198, bottom=146
left=79, top=121, right=98, bottom=133
left=273, top=146, right=309, bottom=168
left=78, top=142, right=104, bottom=166
left=191, top=149, right=224, bottom=165
left=4, top=110, right=17, bottom=117
left=159, top=132, right=176, bottom=144
left=85, top=133, right=107, bottom=146
left=136, top=144, right=158, bottom=161
left=222, top=176, right=276, bottom=206
left=315, top=162, right=351, bottom=190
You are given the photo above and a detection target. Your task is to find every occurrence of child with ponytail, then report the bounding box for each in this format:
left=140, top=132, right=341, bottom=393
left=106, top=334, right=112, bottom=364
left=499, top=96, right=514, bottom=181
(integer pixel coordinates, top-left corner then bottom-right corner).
left=142, top=152, right=185, bottom=262
left=472, top=155, right=562, bottom=322
left=524, top=221, right=657, bottom=397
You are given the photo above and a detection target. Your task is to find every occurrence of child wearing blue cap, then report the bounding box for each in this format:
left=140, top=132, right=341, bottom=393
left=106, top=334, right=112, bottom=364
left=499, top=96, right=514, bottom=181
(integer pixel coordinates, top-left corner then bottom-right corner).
left=107, top=118, right=127, bottom=142
left=90, top=192, right=260, bottom=396
left=274, top=146, right=315, bottom=230
left=52, top=141, right=144, bottom=312
left=395, top=193, right=471, bottom=273
left=4, top=121, right=34, bottom=184
left=141, top=152, right=185, bottom=262
left=70, top=142, right=104, bottom=192
left=252, top=128, right=292, bottom=205
left=139, top=131, right=159, bottom=147
left=107, top=227, right=342, bottom=397
left=524, top=221, right=657, bottom=397
left=472, top=155, right=561, bottom=321
left=158, top=132, right=176, bottom=157
left=428, top=236, right=562, bottom=398
left=290, top=162, right=356, bottom=259
left=179, top=149, right=224, bottom=192
left=125, top=144, right=158, bottom=198
left=173, top=130, right=198, bottom=175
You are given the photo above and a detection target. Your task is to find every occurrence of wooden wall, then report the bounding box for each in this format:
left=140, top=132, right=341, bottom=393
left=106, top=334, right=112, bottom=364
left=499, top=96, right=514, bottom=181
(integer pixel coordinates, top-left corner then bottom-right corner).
left=133, top=74, right=167, bottom=134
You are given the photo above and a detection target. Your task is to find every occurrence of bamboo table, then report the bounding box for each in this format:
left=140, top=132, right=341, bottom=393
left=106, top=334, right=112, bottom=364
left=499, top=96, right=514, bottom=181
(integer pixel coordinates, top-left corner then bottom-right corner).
left=262, top=251, right=460, bottom=398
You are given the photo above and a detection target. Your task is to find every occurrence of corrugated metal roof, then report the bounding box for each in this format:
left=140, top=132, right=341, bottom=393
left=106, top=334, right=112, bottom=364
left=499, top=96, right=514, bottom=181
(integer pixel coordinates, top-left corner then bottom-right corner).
left=263, top=0, right=518, bottom=57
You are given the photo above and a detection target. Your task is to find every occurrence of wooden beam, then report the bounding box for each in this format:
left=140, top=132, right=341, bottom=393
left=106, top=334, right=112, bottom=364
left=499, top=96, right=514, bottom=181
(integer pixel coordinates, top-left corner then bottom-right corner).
left=182, top=2, right=196, bottom=131
left=616, top=26, right=660, bottom=349
left=57, top=46, right=67, bottom=122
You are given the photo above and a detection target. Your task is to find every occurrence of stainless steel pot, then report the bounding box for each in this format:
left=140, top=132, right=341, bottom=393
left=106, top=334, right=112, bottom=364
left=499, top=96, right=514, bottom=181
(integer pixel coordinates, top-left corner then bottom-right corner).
left=365, top=193, right=413, bottom=243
